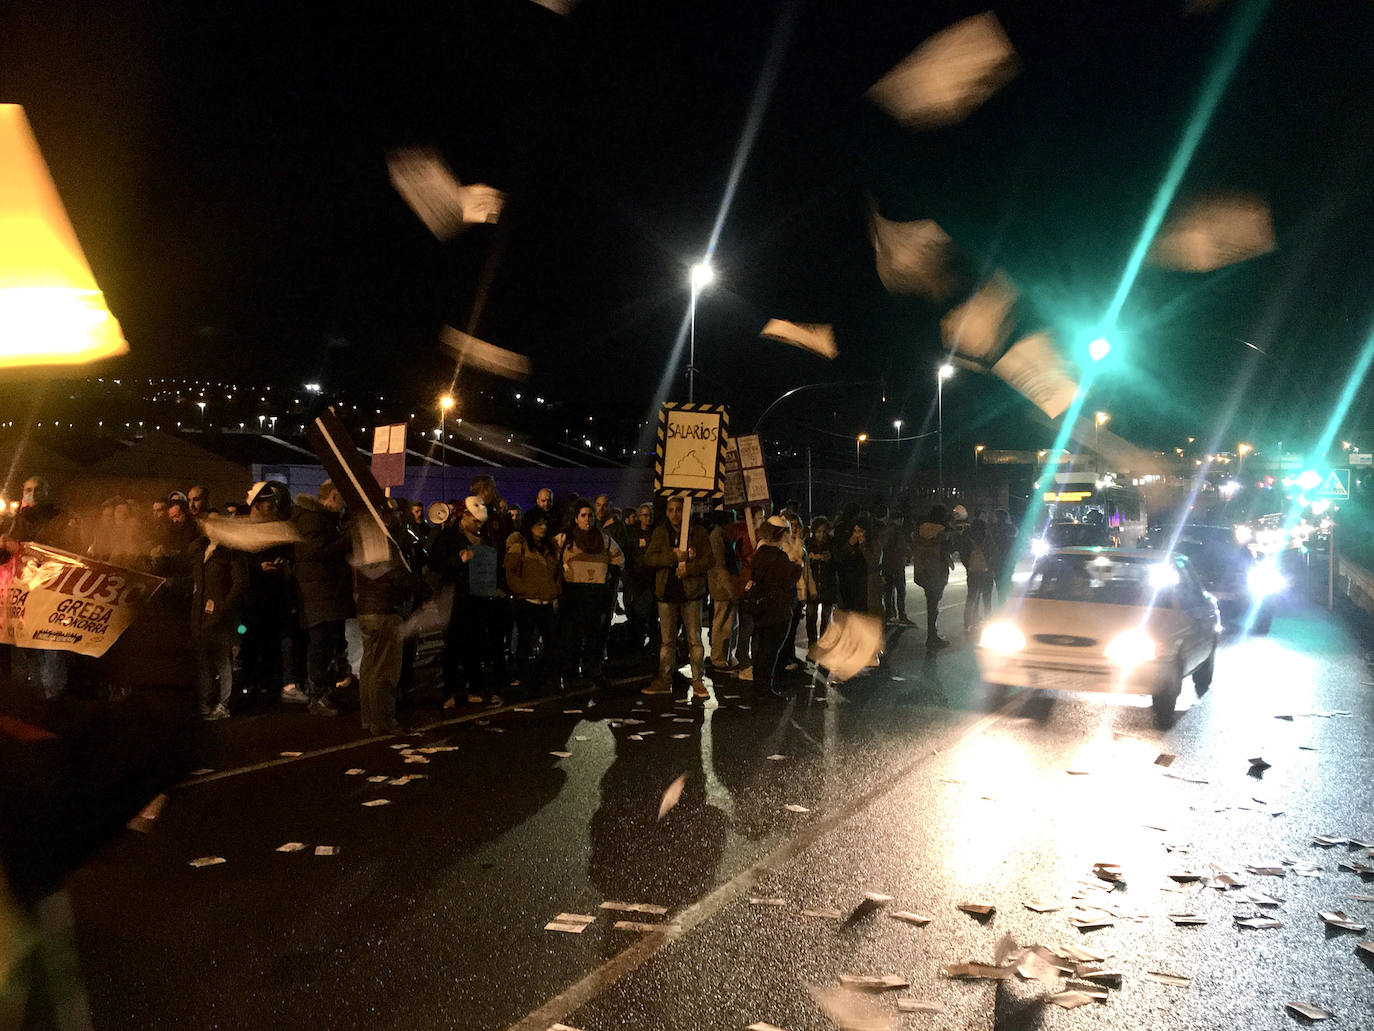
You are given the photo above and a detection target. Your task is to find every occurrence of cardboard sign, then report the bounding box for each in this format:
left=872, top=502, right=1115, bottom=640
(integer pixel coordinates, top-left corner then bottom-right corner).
left=0, top=544, right=163, bottom=656
left=732, top=432, right=772, bottom=504
left=467, top=544, right=499, bottom=597
left=655, top=403, right=727, bottom=498
left=720, top=438, right=747, bottom=508
left=370, top=422, right=407, bottom=488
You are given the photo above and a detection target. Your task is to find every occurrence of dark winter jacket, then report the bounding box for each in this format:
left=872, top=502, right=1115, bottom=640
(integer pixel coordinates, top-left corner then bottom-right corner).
left=9, top=502, right=81, bottom=552
left=833, top=537, right=883, bottom=615
left=744, top=542, right=802, bottom=626
left=911, top=521, right=954, bottom=589
left=642, top=521, right=713, bottom=601
left=291, top=494, right=355, bottom=626
left=190, top=539, right=249, bottom=637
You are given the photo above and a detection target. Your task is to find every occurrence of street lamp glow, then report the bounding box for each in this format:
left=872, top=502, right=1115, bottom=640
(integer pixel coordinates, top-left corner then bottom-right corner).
left=439, top=395, right=455, bottom=412
left=1088, top=336, right=1112, bottom=362
left=1238, top=442, right=1252, bottom=455
left=1095, top=410, right=1110, bottom=427
left=689, top=261, right=714, bottom=292
left=893, top=420, right=902, bottom=432
left=857, top=433, right=868, bottom=443
left=975, top=444, right=985, bottom=453
left=937, top=362, right=955, bottom=380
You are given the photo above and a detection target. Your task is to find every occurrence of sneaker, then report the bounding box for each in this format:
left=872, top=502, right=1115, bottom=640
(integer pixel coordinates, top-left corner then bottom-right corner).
left=280, top=683, right=308, bottom=704
left=308, top=697, right=339, bottom=717
left=691, top=680, right=710, bottom=699
left=641, top=679, right=672, bottom=695
left=204, top=704, right=231, bottom=721
left=443, top=697, right=458, bottom=710
left=737, top=666, right=754, bottom=681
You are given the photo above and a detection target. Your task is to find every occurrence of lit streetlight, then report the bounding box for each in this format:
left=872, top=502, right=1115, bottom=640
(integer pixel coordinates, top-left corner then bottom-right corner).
left=687, top=260, right=714, bottom=403
left=937, top=363, right=954, bottom=492
left=975, top=443, right=985, bottom=498
left=1238, top=442, right=1252, bottom=478
left=438, top=394, right=455, bottom=467
left=856, top=433, right=868, bottom=474
left=196, top=400, right=206, bottom=427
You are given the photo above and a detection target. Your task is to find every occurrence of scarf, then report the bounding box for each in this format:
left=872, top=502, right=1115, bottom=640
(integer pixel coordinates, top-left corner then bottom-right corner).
left=572, top=525, right=605, bottom=555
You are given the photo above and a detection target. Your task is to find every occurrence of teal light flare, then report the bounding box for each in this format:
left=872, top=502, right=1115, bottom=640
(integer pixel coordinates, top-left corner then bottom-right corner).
left=1104, top=0, right=1270, bottom=328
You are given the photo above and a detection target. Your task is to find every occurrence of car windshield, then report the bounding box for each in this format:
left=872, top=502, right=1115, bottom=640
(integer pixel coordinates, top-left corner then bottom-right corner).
left=1025, top=554, right=1170, bottom=606
left=1045, top=523, right=1108, bottom=548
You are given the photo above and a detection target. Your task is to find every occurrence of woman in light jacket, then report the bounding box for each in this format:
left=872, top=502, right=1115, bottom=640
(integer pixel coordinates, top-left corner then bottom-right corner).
left=505, top=507, right=562, bottom=698
left=554, top=499, right=624, bottom=688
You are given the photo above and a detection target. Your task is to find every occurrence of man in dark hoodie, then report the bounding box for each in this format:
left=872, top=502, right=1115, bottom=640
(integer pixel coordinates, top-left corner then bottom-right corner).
left=910, top=505, right=955, bottom=651
left=190, top=526, right=249, bottom=719
left=290, top=481, right=354, bottom=714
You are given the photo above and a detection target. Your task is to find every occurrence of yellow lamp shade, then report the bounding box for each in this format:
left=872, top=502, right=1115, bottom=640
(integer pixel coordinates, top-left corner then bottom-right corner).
left=0, top=104, right=127, bottom=368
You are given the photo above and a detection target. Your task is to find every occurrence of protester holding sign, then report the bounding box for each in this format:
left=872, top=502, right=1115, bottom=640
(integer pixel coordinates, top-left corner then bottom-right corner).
left=641, top=497, right=712, bottom=698
left=432, top=496, right=506, bottom=708
left=556, top=500, right=624, bottom=690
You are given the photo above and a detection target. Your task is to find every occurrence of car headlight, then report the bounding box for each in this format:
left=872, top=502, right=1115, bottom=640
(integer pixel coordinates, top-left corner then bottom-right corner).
left=1234, top=524, right=1252, bottom=544
left=979, top=622, right=1026, bottom=654
left=1104, top=629, right=1159, bottom=666
left=1247, top=562, right=1286, bottom=598
left=1030, top=538, right=1050, bottom=558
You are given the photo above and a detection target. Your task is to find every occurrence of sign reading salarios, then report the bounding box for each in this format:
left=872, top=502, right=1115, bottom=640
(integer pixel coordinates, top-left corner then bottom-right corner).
left=655, top=402, right=728, bottom=498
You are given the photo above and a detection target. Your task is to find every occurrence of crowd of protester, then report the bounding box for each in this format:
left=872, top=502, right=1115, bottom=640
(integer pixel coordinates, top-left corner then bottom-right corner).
left=0, top=471, right=1020, bottom=732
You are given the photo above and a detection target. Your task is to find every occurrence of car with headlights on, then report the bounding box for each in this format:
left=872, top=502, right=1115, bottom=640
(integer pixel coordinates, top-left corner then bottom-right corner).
left=1141, top=523, right=1284, bottom=634
left=1030, top=520, right=1114, bottom=558
left=976, top=548, right=1220, bottom=724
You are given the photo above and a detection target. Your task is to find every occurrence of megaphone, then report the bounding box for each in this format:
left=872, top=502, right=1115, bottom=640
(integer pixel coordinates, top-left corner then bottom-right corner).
left=426, top=501, right=451, bottom=526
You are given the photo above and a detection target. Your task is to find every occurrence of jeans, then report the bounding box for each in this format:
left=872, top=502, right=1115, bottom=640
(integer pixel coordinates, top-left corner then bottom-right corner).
left=750, top=619, right=789, bottom=691
left=709, top=596, right=737, bottom=665
left=194, top=625, right=235, bottom=712
left=805, top=600, right=833, bottom=645
left=882, top=569, right=908, bottom=621
left=443, top=597, right=507, bottom=699
left=358, top=613, right=403, bottom=731
left=306, top=619, right=347, bottom=700
left=514, top=600, right=557, bottom=691
left=559, top=583, right=610, bottom=678
left=920, top=580, right=947, bottom=641
left=657, top=599, right=704, bottom=683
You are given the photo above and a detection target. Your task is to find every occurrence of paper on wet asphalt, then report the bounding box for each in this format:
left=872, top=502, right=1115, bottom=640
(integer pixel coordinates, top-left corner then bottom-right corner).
left=1075, top=967, right=1123, bottom=986
left=548, top=1024, right=584, bottom=1031
left=314, top=846, right=337, bottom=856
left=367, top=775, right=388, bottom=783
left=550, top=751, right=573, bottom=758
left=957, top=902, right=994, bottom=917
left=889, top=911, right=932, bottom=925
left=784, top=804, right=810, bottom=813
left=1347, top=894, right=1374, bottom=903
left=276, top=842, right=307, bottom=853
left=1338, top=859, right=1374, bottom=875
left=1319, top=910, right=1366, bottom=932
left=563, top=709, right=583, bottom=715
left=1313, top=835, right=1347, bottom=846
left=838, top=974, right=908, bottom=991
left=747, top=1023, right=787, bottom=1031
left=362, top=798, right=390, bottom=807
left=1286, top=1002, right=1334, bottom=1020
left=188, top=856, right=225, bottom=868
left=1167, top=913, right=1208, bottom=926
left=1055, top=944, right=1109, bottom=964
left=280, top=751, right=303, bottom=758
left=1154, top=753, right=1176, bottom=767
left=545, top=920, right=592, bottom=934
left=600, top=901, right=669, bottom=916
left=765, top=754, right=788, bottom=761
left=1357, top=941, right=1374, bottom=957
left=1049, top=990, right=1104, bottom=1008
left=658, top=773, right=687, bottom=819
left=1023, top=898, right=1063, bottom=912
left=750, top=897, right=788, bottom=907
left=897, top=999, right=943, bottom=1014
left=863, top=892, right=893, bottom=904
left=345, top=768, right=365, bottom=776
left=1145, top=971, right=1190, bottom=987
left=1068, top=909, right=1114, bottom=929
left=671, top=733, right=690, bottom=739
left=1234, top=916, right=1283, bottom=929
left=809, top=984, right=893, bottom=1031
left=128, top=793, right=169, bottom=832
left=1247, top=864, right=1286, bottom=876
left=514, top=706, right=534, bottom=712
left=612, top=920, right=681, bottom=933
left=941, top=962, right=1014, bottom=980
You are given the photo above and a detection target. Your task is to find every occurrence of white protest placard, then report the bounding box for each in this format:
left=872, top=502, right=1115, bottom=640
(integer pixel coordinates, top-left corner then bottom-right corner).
left=655, top=403, right=727, bottom=498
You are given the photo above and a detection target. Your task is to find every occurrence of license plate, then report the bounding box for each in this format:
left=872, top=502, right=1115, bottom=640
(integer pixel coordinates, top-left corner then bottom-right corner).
left=1028, top=668, right=1103, bottom=692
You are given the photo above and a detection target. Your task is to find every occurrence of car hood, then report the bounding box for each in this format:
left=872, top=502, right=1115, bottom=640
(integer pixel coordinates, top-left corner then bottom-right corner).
left=991, top=597, right=1178, bottom=647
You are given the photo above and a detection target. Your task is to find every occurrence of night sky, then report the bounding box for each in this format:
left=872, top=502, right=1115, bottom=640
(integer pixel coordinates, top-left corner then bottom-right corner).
left=3, top=0, right=1372, bottom=458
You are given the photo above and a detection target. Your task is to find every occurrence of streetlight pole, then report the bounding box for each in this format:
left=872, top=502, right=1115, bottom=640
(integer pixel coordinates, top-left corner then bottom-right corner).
left=439, top=394, right=455, bottom=467
left=937, top=363, right=954, bottom=493
left=688, top=261, right=714, bottom=403
left=856, top=433, right=867, bottom=474
left=975, top=443, right=985, bottom=501
left=1238, top=442, right=1252, bottom=479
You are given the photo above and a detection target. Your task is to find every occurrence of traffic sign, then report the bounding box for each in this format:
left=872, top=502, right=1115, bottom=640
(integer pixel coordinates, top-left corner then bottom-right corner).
left=1349, top=452, right=1372, bottom=466
left=1315, top=469, right=1350, bottom=500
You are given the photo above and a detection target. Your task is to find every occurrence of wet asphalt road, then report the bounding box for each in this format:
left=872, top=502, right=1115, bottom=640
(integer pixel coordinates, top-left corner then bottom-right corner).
left=63, top=577, right=1374, bottom=1031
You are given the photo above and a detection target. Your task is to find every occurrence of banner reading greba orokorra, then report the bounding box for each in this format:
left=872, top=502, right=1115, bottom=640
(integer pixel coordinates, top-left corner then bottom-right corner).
left=1, top=543, right=164, bottom=656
